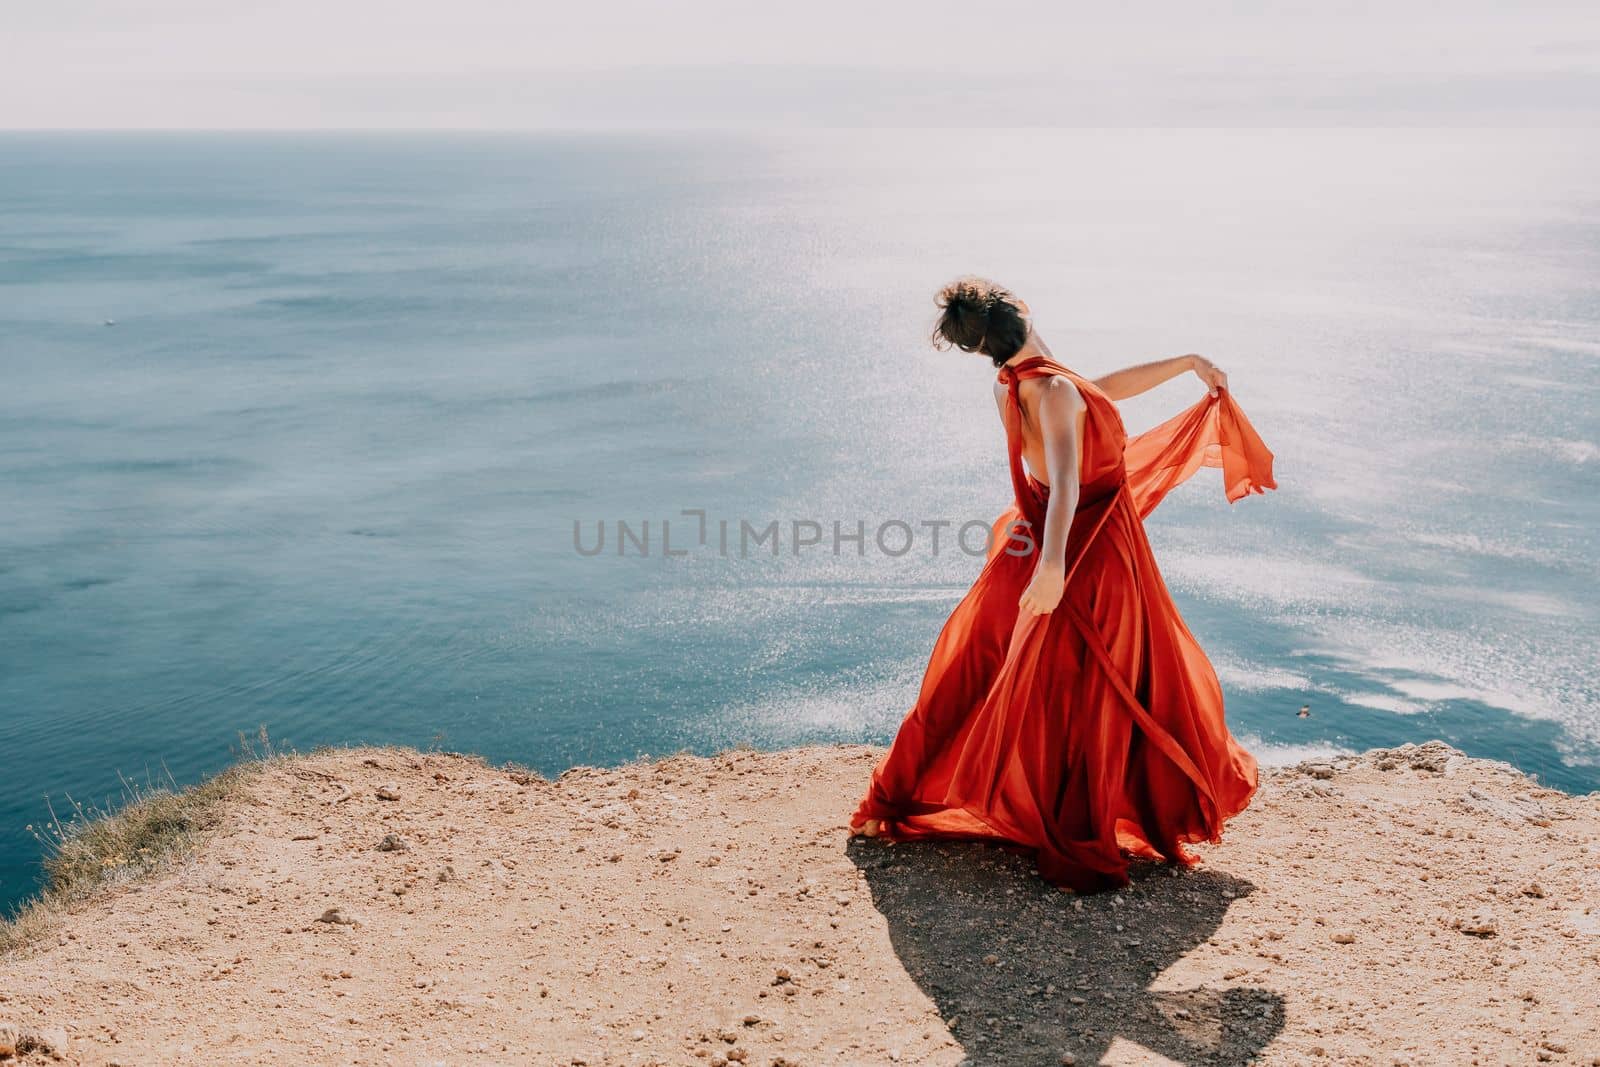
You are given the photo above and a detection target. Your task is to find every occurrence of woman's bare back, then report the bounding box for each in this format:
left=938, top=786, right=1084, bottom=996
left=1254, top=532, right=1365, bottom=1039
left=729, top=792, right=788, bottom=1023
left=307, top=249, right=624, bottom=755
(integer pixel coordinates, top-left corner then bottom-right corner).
left=992, top=375, right=1088, bottom=487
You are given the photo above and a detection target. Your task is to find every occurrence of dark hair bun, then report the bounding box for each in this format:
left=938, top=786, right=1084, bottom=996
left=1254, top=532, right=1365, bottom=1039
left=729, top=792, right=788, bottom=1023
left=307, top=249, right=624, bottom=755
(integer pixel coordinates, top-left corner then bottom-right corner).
left=932, top=277, right=1029, bottom=367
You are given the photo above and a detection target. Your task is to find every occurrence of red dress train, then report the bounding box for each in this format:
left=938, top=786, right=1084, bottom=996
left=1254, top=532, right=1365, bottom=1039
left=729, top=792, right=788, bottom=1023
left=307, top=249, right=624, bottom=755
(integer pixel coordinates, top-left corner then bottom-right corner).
left=852, top=356, right=1277, bottom=892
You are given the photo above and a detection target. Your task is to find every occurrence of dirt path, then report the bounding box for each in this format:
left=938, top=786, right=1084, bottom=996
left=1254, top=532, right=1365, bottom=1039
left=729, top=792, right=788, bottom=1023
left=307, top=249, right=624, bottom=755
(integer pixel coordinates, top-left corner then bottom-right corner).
left=1, top=742, right=1596, bottom=1065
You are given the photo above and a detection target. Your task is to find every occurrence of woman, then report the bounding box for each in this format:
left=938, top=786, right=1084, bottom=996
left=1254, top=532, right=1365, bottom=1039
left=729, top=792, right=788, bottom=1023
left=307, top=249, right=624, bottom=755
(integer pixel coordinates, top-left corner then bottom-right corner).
left=850, top=277, right=1276, bottom=893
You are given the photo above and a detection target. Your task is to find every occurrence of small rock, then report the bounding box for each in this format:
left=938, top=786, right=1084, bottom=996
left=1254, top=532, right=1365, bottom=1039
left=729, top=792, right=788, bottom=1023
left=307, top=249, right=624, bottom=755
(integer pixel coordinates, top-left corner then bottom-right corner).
left=1461, top=786, right=1550, bottom=827
left=1303, top=763, right=1335, bottom=780
left=1331, top=931, right=1356, bottom=944
left=1406, top=740, right=1458, bottom=773
left=376, top=834, right=409, bottom=852
left=1521, top=882, right=1545, bottom=899
left=1457, top=911, right=1498, bottom=937
left=33, top=1025, right=69, bottom=1057
left=0, top=1025, right=19, bottom=1058
left=1060, top=1055, right=1077, bottom=1066
left=982, top=954, right=1000, bottom=966
left=316, top=907, right=356, bottom=925
left=376, top=784, right=402, bottom=801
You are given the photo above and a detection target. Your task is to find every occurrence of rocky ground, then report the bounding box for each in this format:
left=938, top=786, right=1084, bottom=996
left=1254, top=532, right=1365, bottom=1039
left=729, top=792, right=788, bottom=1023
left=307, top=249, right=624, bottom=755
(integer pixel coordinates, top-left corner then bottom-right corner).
left=1, top=741, right=1597, bottom=1066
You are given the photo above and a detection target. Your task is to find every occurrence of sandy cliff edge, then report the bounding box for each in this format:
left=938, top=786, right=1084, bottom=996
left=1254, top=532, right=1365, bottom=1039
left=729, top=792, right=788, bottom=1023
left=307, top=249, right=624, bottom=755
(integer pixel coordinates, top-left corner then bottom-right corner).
left=1, top=741, right=1597, bottom=1066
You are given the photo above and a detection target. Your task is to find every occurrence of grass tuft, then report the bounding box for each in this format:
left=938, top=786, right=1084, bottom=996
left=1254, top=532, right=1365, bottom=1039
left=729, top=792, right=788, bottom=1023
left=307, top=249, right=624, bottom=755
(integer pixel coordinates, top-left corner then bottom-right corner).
left=1, top=727, right=281, bottom=955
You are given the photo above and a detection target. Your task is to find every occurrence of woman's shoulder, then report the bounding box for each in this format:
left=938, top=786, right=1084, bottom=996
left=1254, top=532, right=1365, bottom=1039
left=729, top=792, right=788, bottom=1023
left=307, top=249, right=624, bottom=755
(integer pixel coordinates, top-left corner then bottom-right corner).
left=1028, top=372, right=1085, bottom=406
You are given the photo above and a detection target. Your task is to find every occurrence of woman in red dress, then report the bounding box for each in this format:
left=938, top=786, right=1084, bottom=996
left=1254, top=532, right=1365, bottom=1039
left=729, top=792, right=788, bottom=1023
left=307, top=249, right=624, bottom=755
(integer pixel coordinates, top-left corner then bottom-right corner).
left=850, top=277, right=1277, bottom=893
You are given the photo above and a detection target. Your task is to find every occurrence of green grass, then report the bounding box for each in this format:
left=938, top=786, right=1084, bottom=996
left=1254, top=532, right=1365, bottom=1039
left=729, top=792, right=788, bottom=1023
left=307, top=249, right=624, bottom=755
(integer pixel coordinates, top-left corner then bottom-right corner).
left=0, top=729, right=279, bottom=955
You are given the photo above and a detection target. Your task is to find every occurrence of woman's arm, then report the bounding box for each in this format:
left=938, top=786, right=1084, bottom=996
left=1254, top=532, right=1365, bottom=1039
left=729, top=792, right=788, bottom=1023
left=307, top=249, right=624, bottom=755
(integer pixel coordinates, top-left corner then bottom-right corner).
left=1018, top=378, right=1083, bottom=616
left=1093, top=354, right=1228, bottom=401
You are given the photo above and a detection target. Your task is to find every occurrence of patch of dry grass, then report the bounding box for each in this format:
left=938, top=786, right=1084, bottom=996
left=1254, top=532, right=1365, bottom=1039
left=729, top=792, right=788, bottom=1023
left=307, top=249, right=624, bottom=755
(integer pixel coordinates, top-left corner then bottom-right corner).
left=0, top=730, right=279, bottom=955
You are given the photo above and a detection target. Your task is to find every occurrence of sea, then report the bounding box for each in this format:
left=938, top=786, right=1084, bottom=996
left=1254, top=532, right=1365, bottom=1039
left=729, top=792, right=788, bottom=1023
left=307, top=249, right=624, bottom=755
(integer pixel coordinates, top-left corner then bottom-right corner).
left=1, top=130, right=1597, bottom=911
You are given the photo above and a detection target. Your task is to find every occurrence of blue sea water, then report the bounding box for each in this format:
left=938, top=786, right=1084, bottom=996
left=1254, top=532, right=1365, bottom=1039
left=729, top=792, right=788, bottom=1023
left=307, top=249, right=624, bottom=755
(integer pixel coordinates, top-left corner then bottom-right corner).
left=1, top=130, right=1597, bottom=911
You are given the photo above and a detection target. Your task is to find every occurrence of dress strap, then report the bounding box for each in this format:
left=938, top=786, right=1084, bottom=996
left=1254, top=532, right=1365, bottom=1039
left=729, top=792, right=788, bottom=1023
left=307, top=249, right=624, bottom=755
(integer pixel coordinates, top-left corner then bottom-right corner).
left=1061, top=599, right=1220, bottom=825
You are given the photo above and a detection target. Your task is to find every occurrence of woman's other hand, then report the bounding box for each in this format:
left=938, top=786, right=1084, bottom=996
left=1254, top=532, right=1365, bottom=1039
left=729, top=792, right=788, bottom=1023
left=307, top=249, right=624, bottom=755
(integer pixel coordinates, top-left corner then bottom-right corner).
left=1188, top=354, right=1228, bottom=397
left=1019, top=561, right=1065, bottom=616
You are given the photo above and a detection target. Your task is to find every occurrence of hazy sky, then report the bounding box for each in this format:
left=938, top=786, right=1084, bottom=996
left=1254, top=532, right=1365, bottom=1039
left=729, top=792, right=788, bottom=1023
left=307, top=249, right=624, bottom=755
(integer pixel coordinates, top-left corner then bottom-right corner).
left=5, top=0, right=1599, bottom=128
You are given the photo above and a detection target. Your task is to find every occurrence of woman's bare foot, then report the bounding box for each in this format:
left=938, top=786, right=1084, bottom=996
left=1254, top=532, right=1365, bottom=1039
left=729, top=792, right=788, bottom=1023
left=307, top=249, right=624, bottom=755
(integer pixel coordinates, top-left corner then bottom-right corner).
left=849, top=818, right=884, bottom=838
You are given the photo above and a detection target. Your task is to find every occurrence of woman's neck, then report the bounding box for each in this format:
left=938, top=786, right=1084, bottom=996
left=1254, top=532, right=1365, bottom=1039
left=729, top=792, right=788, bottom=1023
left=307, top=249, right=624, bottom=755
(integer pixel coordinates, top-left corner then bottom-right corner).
left=1002, top=330, right=1052, bottom=368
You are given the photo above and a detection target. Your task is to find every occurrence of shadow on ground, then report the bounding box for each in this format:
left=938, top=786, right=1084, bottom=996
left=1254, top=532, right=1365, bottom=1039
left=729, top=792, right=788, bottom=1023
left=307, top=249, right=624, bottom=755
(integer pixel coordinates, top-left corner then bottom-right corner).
left=848, top=839, right=1284, bottom=1066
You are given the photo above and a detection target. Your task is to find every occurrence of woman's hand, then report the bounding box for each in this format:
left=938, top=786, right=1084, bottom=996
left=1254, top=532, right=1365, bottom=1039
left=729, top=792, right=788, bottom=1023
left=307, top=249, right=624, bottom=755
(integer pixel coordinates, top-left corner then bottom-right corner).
left=1019, top=561, right=1065, bottom=616
left=1188, top=354, right=1228, bottom=397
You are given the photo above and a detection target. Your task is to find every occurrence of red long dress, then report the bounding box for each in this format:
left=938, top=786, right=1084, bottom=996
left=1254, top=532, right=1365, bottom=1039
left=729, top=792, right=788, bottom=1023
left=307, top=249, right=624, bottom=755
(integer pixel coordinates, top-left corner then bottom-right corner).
left=852, top=355, right=1277, bottom=892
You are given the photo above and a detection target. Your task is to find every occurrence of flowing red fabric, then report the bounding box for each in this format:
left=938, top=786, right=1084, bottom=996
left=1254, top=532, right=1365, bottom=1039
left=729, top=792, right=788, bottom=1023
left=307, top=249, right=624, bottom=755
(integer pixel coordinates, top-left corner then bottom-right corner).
left=852, top=356, right=1277, bottom=892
